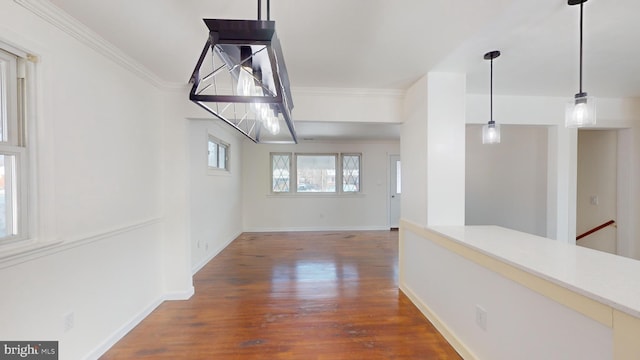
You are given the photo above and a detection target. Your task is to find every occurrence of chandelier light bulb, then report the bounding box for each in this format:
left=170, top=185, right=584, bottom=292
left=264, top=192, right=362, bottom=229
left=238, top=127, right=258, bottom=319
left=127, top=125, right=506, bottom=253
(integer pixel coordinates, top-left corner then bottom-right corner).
left=573, top=102, right=588, bottom=124
left=237, top=66, right=255, bottom=96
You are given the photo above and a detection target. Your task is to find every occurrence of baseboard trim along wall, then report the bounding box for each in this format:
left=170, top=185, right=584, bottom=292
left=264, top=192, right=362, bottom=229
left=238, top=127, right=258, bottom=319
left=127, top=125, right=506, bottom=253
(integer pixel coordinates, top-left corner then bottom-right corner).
left=86, top=296, right=163, bottom=360
left=191, top=231, right=241, bottom=275
left=400, top=283, right=477, bottom=360
left=243, top=226, right=391, bottom=232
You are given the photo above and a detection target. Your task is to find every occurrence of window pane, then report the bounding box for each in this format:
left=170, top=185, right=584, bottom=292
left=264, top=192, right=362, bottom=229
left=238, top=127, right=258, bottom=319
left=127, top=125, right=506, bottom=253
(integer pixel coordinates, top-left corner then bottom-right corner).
left=0, top=154, right=17, bottom=238
left=342, top=155, right=360, bottom=192
left=218, top=144, right=226, bottom=170
left=297, top=155, right=336, bottom=192
left=0, top=58, right=6, bottom=142
left=272, top=154, right=290, bottom=192
left=208, top=140, right=218, bottom=168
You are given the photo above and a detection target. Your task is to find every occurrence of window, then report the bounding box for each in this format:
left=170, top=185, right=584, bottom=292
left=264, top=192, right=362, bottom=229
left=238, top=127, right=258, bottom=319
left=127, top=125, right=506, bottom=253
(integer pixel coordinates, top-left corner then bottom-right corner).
left=0, top=47, right=27, bottom=244
left=296, top=154, right=336, bottom=192
left=270, top=152, right=361, bottom=194
left=271, top=153, right=290, bottom=192
left=207, top=135, right=229, bottom=171
left=342, top=154, right=360, bottom=192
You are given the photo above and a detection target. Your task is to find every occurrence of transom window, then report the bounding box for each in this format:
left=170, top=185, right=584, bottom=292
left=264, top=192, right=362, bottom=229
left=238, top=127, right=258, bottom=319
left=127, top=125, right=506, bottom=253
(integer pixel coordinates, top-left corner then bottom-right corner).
left=208, top=135, right=229, bottom=171
left=271, top=153, right=361, bottom=194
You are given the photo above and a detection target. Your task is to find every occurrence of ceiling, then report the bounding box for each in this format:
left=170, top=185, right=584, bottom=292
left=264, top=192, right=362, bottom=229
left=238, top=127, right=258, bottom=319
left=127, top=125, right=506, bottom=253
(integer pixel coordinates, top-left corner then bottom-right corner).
left=48, top=0, right=640, bottom=139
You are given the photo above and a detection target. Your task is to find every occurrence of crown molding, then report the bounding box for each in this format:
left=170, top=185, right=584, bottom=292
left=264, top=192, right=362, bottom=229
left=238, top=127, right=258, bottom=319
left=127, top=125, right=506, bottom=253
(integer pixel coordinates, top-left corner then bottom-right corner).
left=13, top=0, right=185, bottom=89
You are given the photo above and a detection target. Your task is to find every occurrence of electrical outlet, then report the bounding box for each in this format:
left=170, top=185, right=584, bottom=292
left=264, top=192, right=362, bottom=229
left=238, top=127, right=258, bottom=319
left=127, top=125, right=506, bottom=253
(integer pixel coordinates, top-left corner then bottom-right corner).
left=590, top=195, right=599, bottom=205
left=475, top=305, right=487, bottom=331
left=63, top=312, right=75, bottom=332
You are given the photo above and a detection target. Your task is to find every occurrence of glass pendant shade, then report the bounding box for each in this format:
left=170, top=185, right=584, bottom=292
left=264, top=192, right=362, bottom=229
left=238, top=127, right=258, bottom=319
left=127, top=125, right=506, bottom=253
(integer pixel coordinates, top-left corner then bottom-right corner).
left=565, top=93, right=596, bottom=127
left=482, top=121, right=501, bottom=144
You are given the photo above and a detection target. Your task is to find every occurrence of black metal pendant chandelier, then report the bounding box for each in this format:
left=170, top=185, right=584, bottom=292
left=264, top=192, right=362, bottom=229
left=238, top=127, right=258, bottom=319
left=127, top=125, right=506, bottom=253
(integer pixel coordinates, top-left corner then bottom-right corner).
left=189, top=0, right=297, bottom=143
left=566, top=0, right=596, bottom=127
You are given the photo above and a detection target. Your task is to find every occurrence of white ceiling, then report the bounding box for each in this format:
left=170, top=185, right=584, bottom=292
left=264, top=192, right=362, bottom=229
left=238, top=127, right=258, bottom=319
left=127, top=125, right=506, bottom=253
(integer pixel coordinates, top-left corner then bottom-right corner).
left=48, top=0, right=640, bottom=139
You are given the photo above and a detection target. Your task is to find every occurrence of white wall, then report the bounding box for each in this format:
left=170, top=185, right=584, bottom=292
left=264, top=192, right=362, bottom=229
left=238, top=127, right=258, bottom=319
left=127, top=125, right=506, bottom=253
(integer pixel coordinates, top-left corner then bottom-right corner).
left=242, top=140, right=399, bottom=231
left=426, top=73, right=466, bottom=226
left=401, top=76, right=429, bottom=225
left=293, top=87, right=403, bottom=123
left=0, top=1, right=165, bottom=358
left=401, top=228, right=613, bottom=360
left=466, top=125, right=548, bottom=237
left=189, top=120, right=244, bottom=273
left=577, top=130, right=618, bottom=254
left=0, top=2, right=195, bottom=359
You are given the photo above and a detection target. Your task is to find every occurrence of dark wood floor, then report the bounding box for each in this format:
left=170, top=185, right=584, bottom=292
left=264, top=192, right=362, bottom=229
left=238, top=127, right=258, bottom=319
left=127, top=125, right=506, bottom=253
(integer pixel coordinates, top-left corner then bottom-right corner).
left=100, top=231, right=461, bottom=359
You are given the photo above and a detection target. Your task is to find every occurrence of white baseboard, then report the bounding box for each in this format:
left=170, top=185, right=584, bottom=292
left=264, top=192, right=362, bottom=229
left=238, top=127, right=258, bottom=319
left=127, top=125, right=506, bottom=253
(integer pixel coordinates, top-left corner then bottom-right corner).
left=84, top=296, right=164, bottom=360
left=191, top=231, right=241, bottom=275
left=163, top=286, right=195, bottom=301
left=400, top=282, right=476, bottom=360
left=85, top=286, right=195, bottom=359
left=244, top=225, right=391, bottom=232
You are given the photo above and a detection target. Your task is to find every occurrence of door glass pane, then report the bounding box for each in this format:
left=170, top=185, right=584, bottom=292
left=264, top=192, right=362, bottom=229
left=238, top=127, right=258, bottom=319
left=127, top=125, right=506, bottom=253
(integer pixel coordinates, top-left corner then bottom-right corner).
left=396, top=160, right=401, bottom=194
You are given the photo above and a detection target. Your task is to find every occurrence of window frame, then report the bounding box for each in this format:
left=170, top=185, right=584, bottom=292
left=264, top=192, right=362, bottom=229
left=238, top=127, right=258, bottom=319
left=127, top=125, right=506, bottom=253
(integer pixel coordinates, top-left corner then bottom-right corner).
left=0, top=46, right=28, bottom=246
left=207, top=134, right=230, bottom=173
left=270, top=152, right=362, bottom=195
left=270, top=152, right=291, bottom=193
left=341, top=153, right=361, bottom=193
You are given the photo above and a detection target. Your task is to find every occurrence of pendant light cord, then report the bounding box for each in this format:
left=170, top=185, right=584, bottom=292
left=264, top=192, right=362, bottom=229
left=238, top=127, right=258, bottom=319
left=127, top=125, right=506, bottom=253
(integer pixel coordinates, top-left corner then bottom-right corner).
left=579, top=1, right=583, bottom=93
left=257, top=0, right=271, bottom=20
left=490, top=57, right=493, bottom=122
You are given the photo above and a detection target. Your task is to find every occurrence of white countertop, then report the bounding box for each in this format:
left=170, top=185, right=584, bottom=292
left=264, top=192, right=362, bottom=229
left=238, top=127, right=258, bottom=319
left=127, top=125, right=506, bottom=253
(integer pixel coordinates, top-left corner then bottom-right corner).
left=428, top=225, right=640, bottom=318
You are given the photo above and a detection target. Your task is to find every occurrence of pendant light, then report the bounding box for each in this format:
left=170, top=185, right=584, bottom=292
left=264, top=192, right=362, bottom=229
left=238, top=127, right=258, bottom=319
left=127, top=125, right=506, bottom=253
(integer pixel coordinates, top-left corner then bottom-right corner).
left=189, top=0, right=296, bottom=143
left=482, top=50, right=501, bottom=144
left=566, top=0, right=596, bottom=128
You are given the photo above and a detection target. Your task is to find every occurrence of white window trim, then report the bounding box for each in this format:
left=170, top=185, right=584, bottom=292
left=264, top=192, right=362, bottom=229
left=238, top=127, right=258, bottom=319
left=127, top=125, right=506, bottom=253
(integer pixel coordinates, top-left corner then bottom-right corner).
left=270, top=152, right=363, bottom=195
left=0, top=39, right=49, bottom=260
left=207, top=134, right=230, bottom=175
left=0, top=48, right=29, bottom=247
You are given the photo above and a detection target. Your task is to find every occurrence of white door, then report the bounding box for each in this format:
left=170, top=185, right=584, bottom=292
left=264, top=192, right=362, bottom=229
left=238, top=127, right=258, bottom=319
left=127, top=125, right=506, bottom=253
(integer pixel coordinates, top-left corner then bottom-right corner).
left=389, top=155, right=401, bottom=228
